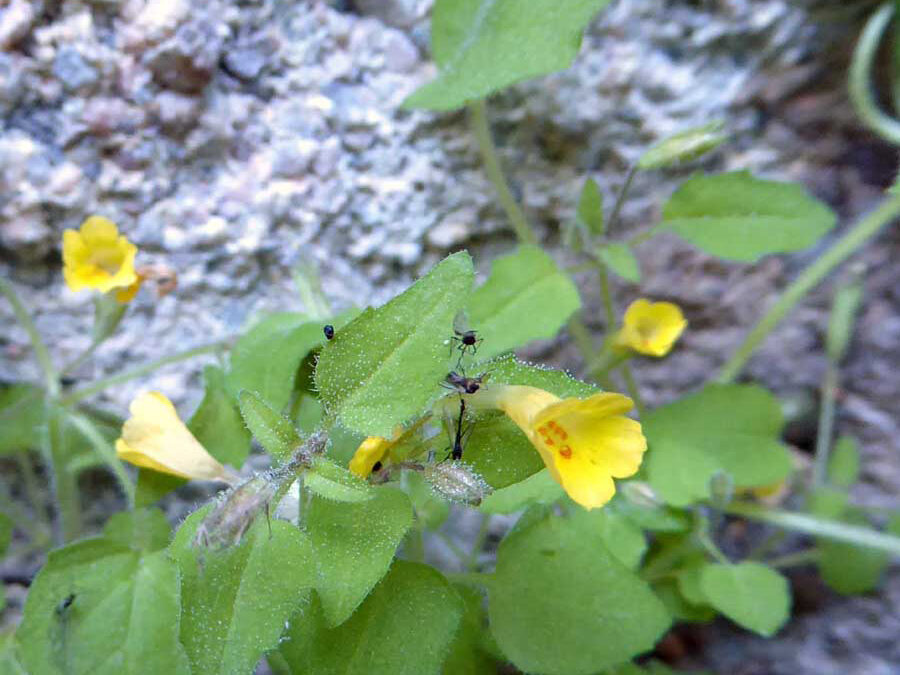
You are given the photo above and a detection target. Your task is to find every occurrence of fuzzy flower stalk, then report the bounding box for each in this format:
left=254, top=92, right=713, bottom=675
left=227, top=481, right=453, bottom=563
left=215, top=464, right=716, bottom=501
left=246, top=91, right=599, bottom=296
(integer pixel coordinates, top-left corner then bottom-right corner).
left=467, top=385, right=647, bottom=509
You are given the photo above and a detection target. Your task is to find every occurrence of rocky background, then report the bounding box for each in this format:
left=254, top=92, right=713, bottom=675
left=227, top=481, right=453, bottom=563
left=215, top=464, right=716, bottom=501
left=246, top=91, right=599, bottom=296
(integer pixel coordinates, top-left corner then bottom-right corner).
left=0, top=0, right=898, bottom=673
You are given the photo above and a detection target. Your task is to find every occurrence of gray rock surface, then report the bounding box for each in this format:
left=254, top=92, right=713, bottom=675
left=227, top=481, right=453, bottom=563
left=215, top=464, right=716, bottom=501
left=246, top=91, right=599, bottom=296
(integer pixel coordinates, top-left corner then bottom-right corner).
left=0, top=0, right=897, bottom=672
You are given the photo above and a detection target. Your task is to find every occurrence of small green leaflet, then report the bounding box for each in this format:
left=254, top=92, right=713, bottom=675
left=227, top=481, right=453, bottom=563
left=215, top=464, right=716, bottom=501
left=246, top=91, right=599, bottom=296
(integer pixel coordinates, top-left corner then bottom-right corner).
left=597, top=243, right=641, bottom=282
left=405, top=0, right=612, bottom=110
left=645, top=384, right=793, bottom=506
left=189, top=365, right=251, bottom=468
left=662, top=171, right=836, bottom=262
left=699, top=562, right=791, bottom=637
left=315, top=252, right=473, bottom=437
left=577, top=178, right=604, bottom=235
left=275, top=562, right=463, bottom=675
left=488, top=510, right=670, bottom=674
left=238, top=390, right=302, bottom=463
left=467, top=245, right=581, bottom=362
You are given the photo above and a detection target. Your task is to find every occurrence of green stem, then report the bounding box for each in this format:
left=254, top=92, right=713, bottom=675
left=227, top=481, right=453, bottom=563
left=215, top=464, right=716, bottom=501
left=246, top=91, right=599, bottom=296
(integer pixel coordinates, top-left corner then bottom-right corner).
left=596, top=262, right=617, bottom=328
left=849, top=3, right=900, bottom=144
left=65, top=410, right=135, bottom=507
left=812, top=362, right=839, bottom=488
left=768, top=548, right=821, bottom=569
left=45, top=408, right=81, bottom=543
left=620, top=363, right=646, bottom=417
left=61, top=340, right=228, bottom=405
left=0, top=278, right=59, bottom=396
left=59, top=340, right=102, bottom=377
left=567, top=316, right=596, bottom=360
left=15, top=451, right=52, bottom=540
left=726, top=501, right=900, bottom=556
left=468, top=99, right=538, bottom=245
left=625, top=224, right=664, bottom=248
left=606, top=164, right=637, bottom=235
left=717, top=194, right=900, bottom=382
left=466, top=513, right=492, bottom=572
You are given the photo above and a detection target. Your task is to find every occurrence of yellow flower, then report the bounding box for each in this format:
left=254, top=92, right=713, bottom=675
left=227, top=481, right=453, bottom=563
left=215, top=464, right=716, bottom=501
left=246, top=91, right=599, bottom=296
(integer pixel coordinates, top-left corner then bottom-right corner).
left=63, top=216, right=138, bottom=294
left=470, top=385, right=647, bottom=509
left=115, top=392, right=232, bottom=482
left=615, top=299, right=687, bottom=357
left=114, top=277, right=143, bottom=304
left=349, top=425, right=404, bottom=478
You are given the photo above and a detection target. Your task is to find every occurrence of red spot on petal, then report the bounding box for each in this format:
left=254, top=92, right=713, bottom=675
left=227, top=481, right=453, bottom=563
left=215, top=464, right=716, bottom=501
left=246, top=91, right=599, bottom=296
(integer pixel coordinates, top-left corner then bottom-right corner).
left=559, top=446, right=572, bottom=459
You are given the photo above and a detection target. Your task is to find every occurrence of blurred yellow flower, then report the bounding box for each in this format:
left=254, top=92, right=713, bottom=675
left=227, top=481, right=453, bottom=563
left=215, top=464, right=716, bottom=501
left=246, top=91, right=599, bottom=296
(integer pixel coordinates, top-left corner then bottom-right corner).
left=616, top=298, right=687, bottom=357
left=114, top=277, right=143, bottom=304
left=471, top=385, right=647, bottom=509
left=63, top=216, right=138, bottom=294
left=116, top=392, right=232, bottom=482
left=349, top=425, right=404, bottom=478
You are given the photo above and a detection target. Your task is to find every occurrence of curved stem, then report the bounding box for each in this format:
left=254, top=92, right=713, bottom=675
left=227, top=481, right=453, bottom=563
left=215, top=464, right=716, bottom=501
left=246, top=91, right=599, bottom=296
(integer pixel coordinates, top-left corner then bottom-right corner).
left=726, top=501, right=900, bottom=556
left=849, top=3, right=900, bottom=144
left=469, top=99, right=538, bottom=245
left=0, top=278, right=58, bottom=396
left=811, top=363, right=839, bottom=488
left=65, top=410, right=135, bottom=507
left=61, top=340, right=228, bottom=405
left=717, top=194, right=900, bottom=382
left=620, top=363, right=646, bottom=417
left=606, top=164, right=637, bottom=236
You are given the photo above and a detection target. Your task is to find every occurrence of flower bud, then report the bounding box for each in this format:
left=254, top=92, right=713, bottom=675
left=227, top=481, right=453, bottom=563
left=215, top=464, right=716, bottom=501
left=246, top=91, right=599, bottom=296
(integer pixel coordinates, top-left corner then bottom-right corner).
left=619, top=480, right=662, bottom=509
left=424, top=461, right=491, bottom=506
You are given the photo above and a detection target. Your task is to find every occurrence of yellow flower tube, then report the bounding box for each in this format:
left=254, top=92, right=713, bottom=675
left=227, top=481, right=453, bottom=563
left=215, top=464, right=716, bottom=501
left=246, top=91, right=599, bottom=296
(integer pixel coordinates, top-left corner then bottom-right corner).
left=349, top=425, right=405, bottom=478
left=116, top=392, right=233, bottom=482
left=615, top=298, right=687, bottom=357
left=469, top=385, right=647, bottom=509
left=63, top=216, right=139, bottom=294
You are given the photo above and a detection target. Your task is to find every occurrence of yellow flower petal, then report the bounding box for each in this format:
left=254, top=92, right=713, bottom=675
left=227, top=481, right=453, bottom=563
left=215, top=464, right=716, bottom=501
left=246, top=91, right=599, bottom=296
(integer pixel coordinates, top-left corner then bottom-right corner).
left=348, top=425, right=406, bottom=478
left=62, top=216, right=139, bottom=294
left=116, top=392, right=229, bottom=481
left=470, top=385, right=647, bottom=510
left=114, top=277, right=142, bottom=303
left=616, top=298, right=687, bottom=357
left=349, top=436, right=393, bottom=478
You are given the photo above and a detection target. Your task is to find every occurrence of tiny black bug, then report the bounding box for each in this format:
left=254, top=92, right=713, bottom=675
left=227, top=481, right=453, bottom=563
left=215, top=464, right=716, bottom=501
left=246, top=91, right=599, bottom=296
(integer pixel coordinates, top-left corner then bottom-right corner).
left=55, top=593, right=75, bottom=616
left=443, top=371, right=485, bottom=395
left=450, top=312, right=483, bottom=368
left=323, top=324, right=335, bottom=340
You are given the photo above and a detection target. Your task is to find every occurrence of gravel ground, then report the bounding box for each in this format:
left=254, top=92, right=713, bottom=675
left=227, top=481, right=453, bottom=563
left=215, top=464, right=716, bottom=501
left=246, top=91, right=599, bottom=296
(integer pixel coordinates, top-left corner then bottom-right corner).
left=1, top=1, right=897, bottom=673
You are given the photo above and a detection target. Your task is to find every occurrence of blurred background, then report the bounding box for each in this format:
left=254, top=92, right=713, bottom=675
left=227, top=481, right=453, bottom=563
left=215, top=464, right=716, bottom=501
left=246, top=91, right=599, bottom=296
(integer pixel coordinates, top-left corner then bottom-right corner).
left=0, top=1, right=897, bottom=672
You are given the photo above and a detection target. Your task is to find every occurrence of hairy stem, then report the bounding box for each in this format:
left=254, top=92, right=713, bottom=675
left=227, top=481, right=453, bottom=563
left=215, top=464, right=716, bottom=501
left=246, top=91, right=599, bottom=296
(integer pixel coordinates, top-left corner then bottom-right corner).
left=717, top=194, right=900, bottom=382
left=0, top=278, right=58, bottom=396
left=61, top=340, right=228, bottom=405
left=849, top=2, right=900, bottom=144
left=469, top=99, right=538, bottom=245
left=726, top=501, right=900, bottom=556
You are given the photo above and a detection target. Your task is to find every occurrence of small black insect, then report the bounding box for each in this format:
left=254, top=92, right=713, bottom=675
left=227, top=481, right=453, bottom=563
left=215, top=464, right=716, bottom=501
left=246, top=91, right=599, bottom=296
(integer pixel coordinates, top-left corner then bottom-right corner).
left=444, top=371, right=485, bottom=395
left=451, top=398, right=468, bottom=460
left=323, top=324, right=335, bottom=340
left=55, top=593, right=75, bottom=616
left=450, top=312, right=483, bottom=368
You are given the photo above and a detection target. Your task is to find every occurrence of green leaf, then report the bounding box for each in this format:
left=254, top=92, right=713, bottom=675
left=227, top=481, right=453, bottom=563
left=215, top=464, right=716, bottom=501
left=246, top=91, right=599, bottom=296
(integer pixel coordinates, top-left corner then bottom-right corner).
left=238, top=390, right=302, bottom=463
left=577, top=178, right=604, bottom=235
left=0, top=512, right=12, bottom=555
left=652, top=579, right=715, bottom=623
left=18, top=514, right=188, bottom=675
left=443, top=585, right=496, bottom=674
left=480, top=468, right=564, bottom=514
left=306, top=486, right=413, bottom=627
left=817, top=513, right=897, bottom=595
left=406, top=470, right=451, bottom=529
left=227, top=312, right=326, bottom=411
left=315, top=252, right=473, bottom=437
left=699, top=562, right=791, bottom=636
left=171, top=510, right=315, bottom=675
left=662, top=171, right=836, bottom=262
left=467, top=246, right=581, bottom=362
left=645, top=384, right=793, bottom=506
left=277, top=561, right=463, bottom=674
left=488, top=511, right=670, bottom=674
left=483, top=354, right=598, bottom=396
left=608, top=496, right=691, bottom=533
left=0, top=632, right=28, bottom=675
left=189, top=366, right=251, bottom=468
left=0, top=384, right=46, bottom=455
left=135, top=469, right=185, bottom=509
left=637, top=122, right=727, bottom=170
left=808, top=487, right=849, bottom=519
left=828, top=436, right=861, bottom=488
left=598, top=243, right=641, bottom=282
left=304, top=457, right=373, bottom=503
left=404, top=0, right=611, bottom=110
left=585, top=509, right=647, bottom=569
left=102, top=508, right=171, bottom=552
